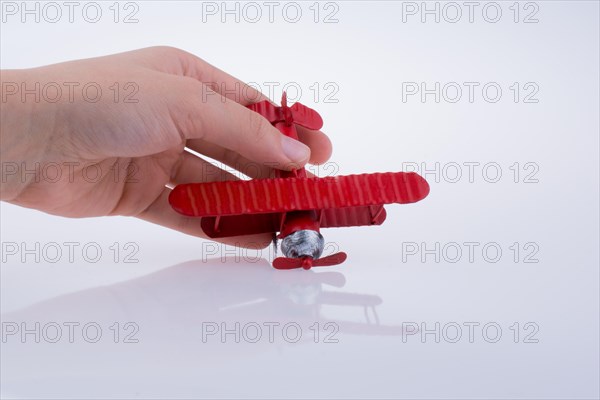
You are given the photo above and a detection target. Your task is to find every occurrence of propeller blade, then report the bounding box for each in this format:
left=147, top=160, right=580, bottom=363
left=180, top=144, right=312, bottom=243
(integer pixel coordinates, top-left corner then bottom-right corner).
left=272, top=257, right=303, bottom=270
left=312, top=252, right=347, bottom=267
left=245, top=97, right=323, bottom=131
left=273, top=253, right=347, bottom=270
left=290, top=102, right=324, bottom=130
left=246, top=100, right=283, bottom=124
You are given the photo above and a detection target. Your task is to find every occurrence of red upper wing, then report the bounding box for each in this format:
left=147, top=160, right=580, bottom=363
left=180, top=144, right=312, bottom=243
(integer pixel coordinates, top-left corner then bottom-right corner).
left=169, top=172, right=429, bottom=217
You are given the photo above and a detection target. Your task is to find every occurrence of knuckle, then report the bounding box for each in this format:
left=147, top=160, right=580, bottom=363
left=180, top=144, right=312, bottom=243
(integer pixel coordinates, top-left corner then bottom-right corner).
left=247, top=113, right=270, bottom=142
left=152, top=45, right=185, bottom=58
left=222, top=148, right=243, bottom=171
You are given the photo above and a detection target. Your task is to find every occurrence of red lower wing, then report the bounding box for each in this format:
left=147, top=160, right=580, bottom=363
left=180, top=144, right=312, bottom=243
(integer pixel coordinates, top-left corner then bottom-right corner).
left=321, top=205, right=387, bottom=228
left=200, top=206, right=386, bottom=238
left=200, top=213, right=282, bottom=238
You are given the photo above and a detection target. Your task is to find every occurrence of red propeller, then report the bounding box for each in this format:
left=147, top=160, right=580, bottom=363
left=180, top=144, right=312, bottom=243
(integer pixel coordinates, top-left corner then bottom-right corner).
left=273, top=252, right=348, bottom=270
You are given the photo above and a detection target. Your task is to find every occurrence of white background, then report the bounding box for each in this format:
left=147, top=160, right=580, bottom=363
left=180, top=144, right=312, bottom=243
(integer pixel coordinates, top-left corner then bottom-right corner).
left=1, top=1, right=599, bottom=398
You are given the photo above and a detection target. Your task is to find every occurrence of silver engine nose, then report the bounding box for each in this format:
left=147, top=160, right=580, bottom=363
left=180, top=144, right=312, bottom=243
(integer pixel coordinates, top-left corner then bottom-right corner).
left=281, top=230, right=324, bottom=259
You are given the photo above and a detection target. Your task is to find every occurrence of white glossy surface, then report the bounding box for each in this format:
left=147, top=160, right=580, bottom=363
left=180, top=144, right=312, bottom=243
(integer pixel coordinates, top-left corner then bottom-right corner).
left=1, top=2, right=599, bottom=398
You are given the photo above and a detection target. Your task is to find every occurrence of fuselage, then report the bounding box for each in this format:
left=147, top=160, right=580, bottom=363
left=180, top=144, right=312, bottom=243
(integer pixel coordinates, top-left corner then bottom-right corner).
left=273, top=103, right=324, bottom=261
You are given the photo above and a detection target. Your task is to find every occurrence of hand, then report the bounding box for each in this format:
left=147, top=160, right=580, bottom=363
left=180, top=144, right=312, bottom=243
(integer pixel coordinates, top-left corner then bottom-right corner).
left=0, top=46, right=333, bottom=248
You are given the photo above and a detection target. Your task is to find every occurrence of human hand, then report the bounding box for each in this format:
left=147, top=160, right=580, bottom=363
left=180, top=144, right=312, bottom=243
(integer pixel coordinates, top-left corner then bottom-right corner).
left=0, top=46, right=333, bottom=247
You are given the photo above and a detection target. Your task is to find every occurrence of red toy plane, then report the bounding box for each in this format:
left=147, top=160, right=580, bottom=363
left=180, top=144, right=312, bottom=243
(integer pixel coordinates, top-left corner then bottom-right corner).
left=169, top=93, right=430, bottom=270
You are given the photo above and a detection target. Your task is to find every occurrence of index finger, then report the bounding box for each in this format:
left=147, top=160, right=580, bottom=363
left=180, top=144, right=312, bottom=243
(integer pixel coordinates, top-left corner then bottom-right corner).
left=141, top=46, right=332, bottom=165
left=168, top=79, right=311, bottom=170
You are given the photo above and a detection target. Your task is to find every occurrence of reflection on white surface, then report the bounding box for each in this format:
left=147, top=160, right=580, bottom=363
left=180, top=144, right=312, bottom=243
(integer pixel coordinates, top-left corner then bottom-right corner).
left=1, top=258, right=405, bottom=398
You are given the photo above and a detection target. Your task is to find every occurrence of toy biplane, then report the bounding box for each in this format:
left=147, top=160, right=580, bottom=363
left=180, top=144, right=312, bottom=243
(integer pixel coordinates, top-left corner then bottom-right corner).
left=169, top=93, right=430, bottom=270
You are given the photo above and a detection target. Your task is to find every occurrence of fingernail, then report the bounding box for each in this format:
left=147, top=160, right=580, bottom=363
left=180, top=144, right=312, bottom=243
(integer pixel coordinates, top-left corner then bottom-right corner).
left=281, top=135, right=310, bottom=163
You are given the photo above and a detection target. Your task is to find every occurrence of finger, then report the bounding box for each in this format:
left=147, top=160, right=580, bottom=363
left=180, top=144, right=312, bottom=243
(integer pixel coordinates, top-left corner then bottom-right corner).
left=296, top=127, right=333, bottom=164
left=137, top=47, right=332, bottom=165
left=169, top=81, right=311, bottom=170
left=139, top=151, right=273, bottom=248
left=178, top=56, right=333, bottom=164
left=169, top=149, right=239, bottom=186
left=196, top=73, right=333, bottom=164
left=171, top=47, right=270, bottom=105
left=127, top=46, right=269, bottom=105
left=108, top=151, right=237, bottom=216
left=186, top=140, right=275, bottom=179
left=187, top=143, right=325, bottom=181
left=187, top=124, right=332, bottom=174
left=137, top=188, right=272, bottom=249
left=134, top=47, right=329, bottom=166
left=196, top=68, right=268, bottom=106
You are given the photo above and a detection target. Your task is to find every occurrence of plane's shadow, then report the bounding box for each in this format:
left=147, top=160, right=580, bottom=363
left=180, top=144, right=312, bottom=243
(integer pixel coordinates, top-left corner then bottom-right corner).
left=1, top=258, right=414, bottom=396
left=3, top=257, right=403, bottom=336
left=1, top=257, right=409, bottom=382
